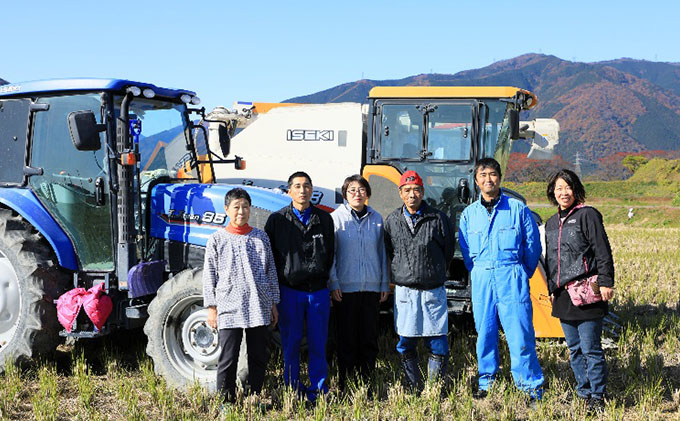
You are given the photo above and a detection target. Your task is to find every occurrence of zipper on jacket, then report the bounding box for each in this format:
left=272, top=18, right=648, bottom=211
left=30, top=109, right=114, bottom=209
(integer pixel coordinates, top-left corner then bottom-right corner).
left=556, top=204, right=584, bottom=288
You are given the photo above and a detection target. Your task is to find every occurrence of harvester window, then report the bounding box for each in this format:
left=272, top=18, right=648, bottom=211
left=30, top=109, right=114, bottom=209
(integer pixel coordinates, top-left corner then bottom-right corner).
left=379, top=105, right=422, bottom=160
left=426, top=105, right=472, bottom=161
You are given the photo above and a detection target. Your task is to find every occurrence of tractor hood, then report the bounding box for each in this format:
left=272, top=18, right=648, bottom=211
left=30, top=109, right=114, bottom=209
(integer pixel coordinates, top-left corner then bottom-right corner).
left=149, top=183, right=291, bottom=246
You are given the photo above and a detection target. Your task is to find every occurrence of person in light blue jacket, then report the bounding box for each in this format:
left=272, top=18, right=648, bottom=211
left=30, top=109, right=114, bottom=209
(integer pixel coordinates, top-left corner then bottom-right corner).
left=329, top=174, right=389, bottom=391
left=458, top=158, right=544, bottom=400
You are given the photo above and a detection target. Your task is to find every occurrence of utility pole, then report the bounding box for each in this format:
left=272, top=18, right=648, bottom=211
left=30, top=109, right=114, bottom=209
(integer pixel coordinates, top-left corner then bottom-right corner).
left=574, top=151, right=582, bottom=177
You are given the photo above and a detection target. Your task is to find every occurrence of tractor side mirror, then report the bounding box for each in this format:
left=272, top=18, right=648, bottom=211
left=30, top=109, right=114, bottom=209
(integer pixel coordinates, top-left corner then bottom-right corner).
left=68, top=111, right=105, bottom=151
left=509, top=109, right=520, bottom=140
left=209, top=121, right=231, bottom=157
left=457, top=178, right=470, bottom=204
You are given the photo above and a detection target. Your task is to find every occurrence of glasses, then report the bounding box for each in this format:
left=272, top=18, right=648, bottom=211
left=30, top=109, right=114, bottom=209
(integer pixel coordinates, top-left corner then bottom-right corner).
left=347, top=188, right=367, bottom=196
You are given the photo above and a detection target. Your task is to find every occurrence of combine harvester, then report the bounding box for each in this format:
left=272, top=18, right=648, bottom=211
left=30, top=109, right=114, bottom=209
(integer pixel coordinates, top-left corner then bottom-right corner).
left=207, top=86, right=571, bottom=338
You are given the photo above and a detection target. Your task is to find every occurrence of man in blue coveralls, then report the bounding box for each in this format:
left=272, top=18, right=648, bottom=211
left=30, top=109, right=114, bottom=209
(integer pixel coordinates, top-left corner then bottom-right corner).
left=458, top=158, right=544, bottom=399
left=384, top=170, right=455, bottom=392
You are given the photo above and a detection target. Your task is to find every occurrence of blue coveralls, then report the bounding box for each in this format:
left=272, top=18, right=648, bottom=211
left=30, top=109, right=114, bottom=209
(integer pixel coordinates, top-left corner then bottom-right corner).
left=458, top=193, right=544, bottom=397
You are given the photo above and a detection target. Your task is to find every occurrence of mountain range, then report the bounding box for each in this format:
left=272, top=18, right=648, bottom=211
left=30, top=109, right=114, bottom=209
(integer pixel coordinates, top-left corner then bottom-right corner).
left=3, top=54, right=679, bottom=170
left=286, top=54, right=680, bottom=168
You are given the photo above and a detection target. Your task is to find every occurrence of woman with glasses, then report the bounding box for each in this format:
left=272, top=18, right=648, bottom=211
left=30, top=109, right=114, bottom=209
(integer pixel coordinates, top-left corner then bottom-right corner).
left=329, top=174, right=390, bottom=392
left=544, top=169, right=615, bottom=413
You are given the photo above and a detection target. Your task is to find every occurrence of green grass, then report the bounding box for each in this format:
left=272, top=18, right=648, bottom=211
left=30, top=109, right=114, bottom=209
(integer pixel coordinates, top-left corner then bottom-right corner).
left=505, top=179, right=680, bottom=227
left=1, top=226, right=679, bottom=419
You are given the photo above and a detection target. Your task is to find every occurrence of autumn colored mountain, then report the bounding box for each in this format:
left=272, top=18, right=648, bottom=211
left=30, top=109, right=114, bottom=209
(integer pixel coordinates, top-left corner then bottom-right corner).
left=286, top=54, right=680, bottom=169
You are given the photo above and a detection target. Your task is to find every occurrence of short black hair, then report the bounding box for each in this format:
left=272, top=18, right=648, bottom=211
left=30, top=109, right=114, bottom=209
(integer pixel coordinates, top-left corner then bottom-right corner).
left=225, top=187, right=252, bottom=208
left=287, top=171, right=313, bottom=188
left=546, top=169, right=586, bottom=206
left=341, top=174, right=371, bottom=199
left=474, top=158, right=502, bottom=180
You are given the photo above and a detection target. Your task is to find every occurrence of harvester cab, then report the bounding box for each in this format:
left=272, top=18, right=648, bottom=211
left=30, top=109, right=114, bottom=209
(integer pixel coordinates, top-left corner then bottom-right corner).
left=0, top=79, right=290, bottom=390
left=213, top=86, right=564, bottom=337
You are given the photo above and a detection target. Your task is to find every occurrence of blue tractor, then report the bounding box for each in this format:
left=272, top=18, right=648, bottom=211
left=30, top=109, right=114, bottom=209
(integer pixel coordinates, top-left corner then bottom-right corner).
left=0, top=79, right=289, bottom=389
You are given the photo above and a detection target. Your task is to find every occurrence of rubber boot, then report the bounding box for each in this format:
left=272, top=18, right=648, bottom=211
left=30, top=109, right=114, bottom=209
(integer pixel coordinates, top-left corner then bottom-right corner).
left=427, top=353, right=448, bottom=383
left=401, top=350, right=423, bottom=392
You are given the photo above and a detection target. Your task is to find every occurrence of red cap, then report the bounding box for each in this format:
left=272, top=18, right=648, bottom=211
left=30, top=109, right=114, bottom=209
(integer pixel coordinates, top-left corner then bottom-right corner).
left=399, top=170, right=423, bottom=188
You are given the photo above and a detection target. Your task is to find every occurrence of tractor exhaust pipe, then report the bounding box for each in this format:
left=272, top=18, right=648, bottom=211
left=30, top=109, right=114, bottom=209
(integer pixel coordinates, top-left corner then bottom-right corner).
left=116, top=90, right=136, bottom=282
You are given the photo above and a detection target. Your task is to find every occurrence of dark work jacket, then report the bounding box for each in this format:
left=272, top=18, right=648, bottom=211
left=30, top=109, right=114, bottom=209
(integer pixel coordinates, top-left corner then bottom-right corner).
left=384, top=202, right=455, bottom=290
left=264, top=204, right=335, bottom=292
left=545, top=205, right=615, bottom=320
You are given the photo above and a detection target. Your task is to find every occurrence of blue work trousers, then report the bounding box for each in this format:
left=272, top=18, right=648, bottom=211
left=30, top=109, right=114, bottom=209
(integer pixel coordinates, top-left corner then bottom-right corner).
left=278, top=285, right=330, bottom=400
left=396, top=335, right=449, bottom=356
left=561, top=318, right=607, bottom=399
left=472, top=266, right=544, bottom=397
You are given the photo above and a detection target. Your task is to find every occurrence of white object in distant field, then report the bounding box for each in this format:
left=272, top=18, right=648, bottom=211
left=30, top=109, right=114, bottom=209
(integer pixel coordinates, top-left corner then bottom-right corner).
left=628, top=208, right=634, bottom=220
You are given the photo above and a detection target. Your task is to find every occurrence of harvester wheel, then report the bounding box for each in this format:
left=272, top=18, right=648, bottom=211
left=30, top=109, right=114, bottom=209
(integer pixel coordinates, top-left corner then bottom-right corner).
left=0, top=209, right=66, bottom=371
left=144, top=268, right=218, bottom=390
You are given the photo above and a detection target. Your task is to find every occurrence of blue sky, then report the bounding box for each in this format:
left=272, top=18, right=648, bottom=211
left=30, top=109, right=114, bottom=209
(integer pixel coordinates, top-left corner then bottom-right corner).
left=2, top=1, right=678, bottom=111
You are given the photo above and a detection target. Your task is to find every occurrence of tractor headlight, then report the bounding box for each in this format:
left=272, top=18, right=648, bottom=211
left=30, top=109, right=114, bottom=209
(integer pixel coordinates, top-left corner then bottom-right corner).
left=143, top=88, right=156, bottom=99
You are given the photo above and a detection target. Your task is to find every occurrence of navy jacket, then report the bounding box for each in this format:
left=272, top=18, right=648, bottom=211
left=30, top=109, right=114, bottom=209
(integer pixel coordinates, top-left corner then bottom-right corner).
left=384, top=202, right=455, bottom=290
left=265, top=204, right=335, bottom=292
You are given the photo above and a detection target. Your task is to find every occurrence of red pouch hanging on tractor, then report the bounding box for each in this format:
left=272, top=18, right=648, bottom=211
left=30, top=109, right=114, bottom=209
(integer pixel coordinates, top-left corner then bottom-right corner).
left=56, top=288, right=87, bottom=332
left=82, top=283, right=113, bottom=331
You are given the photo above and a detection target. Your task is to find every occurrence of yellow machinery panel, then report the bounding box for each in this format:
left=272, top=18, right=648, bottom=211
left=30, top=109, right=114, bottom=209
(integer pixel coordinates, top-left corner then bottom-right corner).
left=529, top=264, right=564, bottom=338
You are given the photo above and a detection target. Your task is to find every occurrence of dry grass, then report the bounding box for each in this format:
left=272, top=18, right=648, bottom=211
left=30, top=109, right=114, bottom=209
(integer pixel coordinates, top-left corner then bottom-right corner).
left=1, top=226, right=679, bottom=420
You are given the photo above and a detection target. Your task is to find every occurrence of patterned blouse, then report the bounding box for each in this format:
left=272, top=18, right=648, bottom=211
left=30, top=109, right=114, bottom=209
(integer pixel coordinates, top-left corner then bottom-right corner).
left=202, top=227, right=280, bottom=329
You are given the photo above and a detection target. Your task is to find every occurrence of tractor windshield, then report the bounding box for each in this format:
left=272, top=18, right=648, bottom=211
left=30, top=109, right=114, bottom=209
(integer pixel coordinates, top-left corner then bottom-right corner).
left=113, top=96, right=205, bottom=186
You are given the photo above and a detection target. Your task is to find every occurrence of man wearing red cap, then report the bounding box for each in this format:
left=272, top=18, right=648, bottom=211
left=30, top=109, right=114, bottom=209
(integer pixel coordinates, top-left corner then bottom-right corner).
left=384, top=170, right=455, bottom=391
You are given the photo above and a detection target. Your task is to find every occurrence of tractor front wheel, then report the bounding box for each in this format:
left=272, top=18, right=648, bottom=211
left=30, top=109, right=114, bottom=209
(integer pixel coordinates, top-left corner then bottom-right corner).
left=144, top=268, right=218, bottom=390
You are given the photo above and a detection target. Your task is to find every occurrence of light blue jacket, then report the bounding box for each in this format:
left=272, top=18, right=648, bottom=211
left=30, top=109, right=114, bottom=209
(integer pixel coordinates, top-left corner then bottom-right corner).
left=459, top=193, right=541, bottom=279
left=329, top=204, right=390, bottom=293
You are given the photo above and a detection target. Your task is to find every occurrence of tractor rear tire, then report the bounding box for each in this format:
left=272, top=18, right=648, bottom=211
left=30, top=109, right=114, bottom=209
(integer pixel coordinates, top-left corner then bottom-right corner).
left=0, top=209, right=66, bottom=371
left=144, top=268, right=218, bottom=391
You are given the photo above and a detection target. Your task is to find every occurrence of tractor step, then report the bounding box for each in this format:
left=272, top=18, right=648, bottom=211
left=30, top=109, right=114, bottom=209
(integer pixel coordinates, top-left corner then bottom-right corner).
left=59, top=328, right=110, bottom=339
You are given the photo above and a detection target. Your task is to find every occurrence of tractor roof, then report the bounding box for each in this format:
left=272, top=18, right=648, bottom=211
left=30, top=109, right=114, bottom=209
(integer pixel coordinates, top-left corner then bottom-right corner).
left=368, top=86, right=537, bottom=109
left=0, top=78, right=196, bottom=100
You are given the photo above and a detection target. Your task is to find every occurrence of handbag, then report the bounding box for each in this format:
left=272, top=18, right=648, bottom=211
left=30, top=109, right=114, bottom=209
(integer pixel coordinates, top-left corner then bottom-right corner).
left=565, top=275, right=602, bottom=306
left=556, top=204, right=602, bottom=307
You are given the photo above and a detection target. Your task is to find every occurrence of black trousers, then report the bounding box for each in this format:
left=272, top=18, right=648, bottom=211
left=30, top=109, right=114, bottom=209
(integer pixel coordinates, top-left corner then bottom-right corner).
left=333, top=291, right=380, bottom=389
left=216, top=325, right=269, bottom=402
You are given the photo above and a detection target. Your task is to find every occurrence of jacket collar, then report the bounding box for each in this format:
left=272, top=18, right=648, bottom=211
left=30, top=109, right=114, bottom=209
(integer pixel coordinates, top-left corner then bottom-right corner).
left=475, top=192, right=506, bottom=209
left=340, top=202, right=373, bottom=219
left=285, top=203, right=319, bottom=229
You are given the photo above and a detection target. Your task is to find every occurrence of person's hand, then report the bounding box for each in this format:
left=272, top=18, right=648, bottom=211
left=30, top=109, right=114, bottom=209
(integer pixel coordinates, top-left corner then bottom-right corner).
left=207, top=306, right=217, bottom=330
left=600, top=286, right=614, bottom=301
left=379, top=291, right=389, bottom=303
left=331, top=289, right=342, bottom=302
left=550, top=294, right=555, bottom=304
left=270, top=305, right=279, bottom=327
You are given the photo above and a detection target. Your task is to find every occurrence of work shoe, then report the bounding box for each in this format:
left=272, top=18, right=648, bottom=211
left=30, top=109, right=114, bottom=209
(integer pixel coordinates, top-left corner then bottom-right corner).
left=473, top=389, right=488, bottom=399
left=400, top=351, right=423, bottom=393
left=426, top=353, right=448, bottom=383
left=587, top=397, right=605, bottom=414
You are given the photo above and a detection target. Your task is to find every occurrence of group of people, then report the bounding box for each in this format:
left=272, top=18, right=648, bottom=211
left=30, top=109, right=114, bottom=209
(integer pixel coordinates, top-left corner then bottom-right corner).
left=202, top=158, right=615, bottom=413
